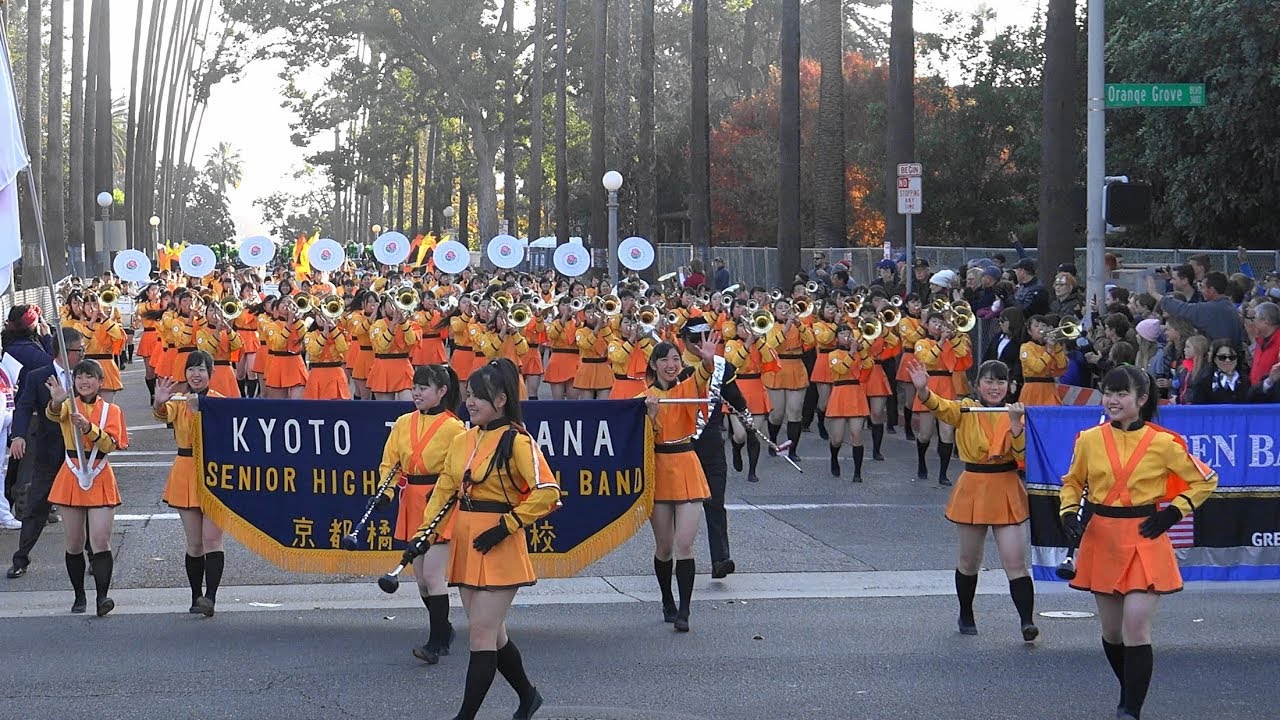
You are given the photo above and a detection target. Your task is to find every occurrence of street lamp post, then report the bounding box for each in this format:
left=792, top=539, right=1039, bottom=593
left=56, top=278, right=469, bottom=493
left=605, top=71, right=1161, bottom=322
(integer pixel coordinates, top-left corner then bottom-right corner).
left=94, top=191, right=113, bottom=275
left=602, top=171, right=623, bottom=286
left=149, top=216, right=160, bottom=255
left=442, top=206, right=455, bottom=242
left=372, top=224, right=382, bottom=236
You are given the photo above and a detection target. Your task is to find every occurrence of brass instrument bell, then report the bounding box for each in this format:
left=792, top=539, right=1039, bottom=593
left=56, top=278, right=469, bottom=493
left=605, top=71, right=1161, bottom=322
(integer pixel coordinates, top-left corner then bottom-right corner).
left=508, top=302, right=534, bottom=328
left=749, top=310, right=775, bottom=336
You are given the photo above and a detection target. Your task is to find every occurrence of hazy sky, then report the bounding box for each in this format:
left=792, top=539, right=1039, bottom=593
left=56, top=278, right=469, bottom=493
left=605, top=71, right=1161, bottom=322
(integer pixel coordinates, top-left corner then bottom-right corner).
left=100, top=0, right=1043, bottom=238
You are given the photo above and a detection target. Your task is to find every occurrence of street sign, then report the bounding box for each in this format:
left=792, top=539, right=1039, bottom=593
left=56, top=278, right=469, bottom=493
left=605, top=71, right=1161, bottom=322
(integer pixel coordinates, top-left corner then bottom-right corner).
left=1105, top=83, right=1205, bottom=108
left=896, top=163, right=922, bottom=177
left=897, top=176, right=922, bottom=215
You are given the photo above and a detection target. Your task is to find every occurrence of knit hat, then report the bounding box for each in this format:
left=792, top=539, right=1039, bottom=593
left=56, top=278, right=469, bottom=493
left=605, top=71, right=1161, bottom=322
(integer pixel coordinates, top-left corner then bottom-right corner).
left=876, top=259, right=896, bottom=270
left=929, top=270, right=958, bottom=288
left=1136, top=318, right=1163, bottom=342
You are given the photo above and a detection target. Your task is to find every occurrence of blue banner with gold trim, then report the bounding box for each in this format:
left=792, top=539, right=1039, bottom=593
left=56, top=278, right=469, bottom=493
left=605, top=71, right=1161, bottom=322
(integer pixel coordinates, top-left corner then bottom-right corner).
left=195, top=398, right=654, bottom=577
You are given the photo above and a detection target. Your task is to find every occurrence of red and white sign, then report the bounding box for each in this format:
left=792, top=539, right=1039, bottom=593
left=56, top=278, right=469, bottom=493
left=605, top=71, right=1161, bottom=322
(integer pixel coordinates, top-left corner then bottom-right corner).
left=897, top=163, right=923, bottom=177
left=897, top=176, right=922, bottom=215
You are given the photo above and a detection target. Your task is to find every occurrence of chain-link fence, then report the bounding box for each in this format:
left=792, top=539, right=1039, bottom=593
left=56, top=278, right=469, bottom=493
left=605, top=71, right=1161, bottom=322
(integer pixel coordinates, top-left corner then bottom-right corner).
left=1, top=279, right=74, bottom=320
left=656, top=244, right=1280, bottom=288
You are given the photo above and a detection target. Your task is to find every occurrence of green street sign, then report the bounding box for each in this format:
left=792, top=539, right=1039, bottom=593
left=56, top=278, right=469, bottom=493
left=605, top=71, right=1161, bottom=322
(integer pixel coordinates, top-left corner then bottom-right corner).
left=1105, top=83, right=1206, bottom=108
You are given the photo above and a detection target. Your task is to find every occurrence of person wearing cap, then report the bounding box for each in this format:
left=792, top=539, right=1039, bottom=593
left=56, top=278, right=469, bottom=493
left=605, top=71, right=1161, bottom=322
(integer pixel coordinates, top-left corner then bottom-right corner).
left=712, top=257, right=731, bottom=292
left=1146, top=272, right=1246, bottom=349
left=1011, top=259, right=1051, bottom=317
left=913, top=259, right=934, bottom=305
left=871, top=259, right=905, bottom=299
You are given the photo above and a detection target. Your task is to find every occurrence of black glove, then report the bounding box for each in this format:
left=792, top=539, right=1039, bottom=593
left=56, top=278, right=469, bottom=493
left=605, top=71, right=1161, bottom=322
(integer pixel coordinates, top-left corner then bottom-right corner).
left=401, top=534, right=430, bottom=566
left=375, top=491, right=393, bottom=510
left=472, top=521, right=511, bottom=554
left=1139, top=506, right=1182, bottom=539
left=1061, top=513, right=1084, bottom=544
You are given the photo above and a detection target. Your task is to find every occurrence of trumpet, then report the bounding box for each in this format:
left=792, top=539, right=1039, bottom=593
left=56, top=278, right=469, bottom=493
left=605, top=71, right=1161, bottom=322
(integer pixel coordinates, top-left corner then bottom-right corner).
left=98, top=287, right=119, bottom=309
left=890, top=295, right=904, bottom=308
left=944, top=309, right=977, bottom=334
left=878, top=306, right=901, bottom=327
left=508, top=302, right=534, bottom=328
left=467, top=291, right=484, bottom=304
left=220, top=298, right=243, bottom=322
left=293, top=294, right=316, bottom=315
left=793, top=297, right=814, bottom=319
left=393, top=287, right=420, bottom=313
left=438, top=294, right=458, bottom=314
left=637, top=305, right=660, bottom=328
left=749, top=309, right=775, bottom=336
left=930, top=298, right=951, bottom=314
left=769, top=289, right=784, bottom=303
left=858, top=318, right=883, bottom=343
left=843, top=297, right=863, bottom=317
left=1044, top=317, right=1082, bottom=343
left=600, top=294, right=622, bottom=316
left=320, top=294, right=345, bottom=320
left=665, top=310, right=682, bottom=327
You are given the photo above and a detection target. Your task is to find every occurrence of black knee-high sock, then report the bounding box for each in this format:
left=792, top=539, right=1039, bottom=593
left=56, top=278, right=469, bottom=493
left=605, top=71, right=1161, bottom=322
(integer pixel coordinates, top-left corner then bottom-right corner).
left=955, top=569, right=977, bottom=624
left=675, top=558, right=695, bottom=618
left=1008, top=576, right=1034, bottom=625
left=937, top=441, right=954, bottom=479
left=816, top=410, right=827, bottom=438
left=1103, top=639, right=1127, bottom=708
left=246, top=379, right=259, bottom=397
left=455, top=650, right=498, bottom=720
left=828, top=444, right=841, bottom=476
left=426, top=594, right=451, bottom=646
left=203, top=551, right=224, bottom=602
left=654, top=557, right=674, bottom=610
left=145, top=377, right=157, bottom=405
left=1122, top=645, right=1153, bottom=719
left=916, top=440, right=930, bottom=476
left=65, top=552, right=86, bottom=597
left=851, top=445, right=865, bottom=477
left=870, top=423, right=884, bottom=455
left=185, top=554, right=205, bottom=603
left=768, top=422, right=781, bottom=444
left=496, top=639, right=536, bottom=699
left=731, top=440, right=744, bottom=471
left=786, top=421, right=802, bottom=456
left=89, top=551, right=113, bottom=603
left=746, top=435, right=761, bottom=475
left=903, top=407, right=914, bottom=434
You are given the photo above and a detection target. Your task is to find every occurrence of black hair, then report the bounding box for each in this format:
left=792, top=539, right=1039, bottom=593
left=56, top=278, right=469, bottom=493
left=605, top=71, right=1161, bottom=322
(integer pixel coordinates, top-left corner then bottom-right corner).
left=72, top=358, right=104, bottom=381
left=1109, top=340, right=1136, bottom=366
left=976, top=360, right=1010, bottom=383
left=1204, top=271, right=1228, bottom=295
left=185, top=349, right=215, bottom=374
left=1173, top=264, right=1196, bottom=284
left=1101, top=365, right=1159, bottom=422
left=468, top=358, right=523, bottom=425
left=645, top=341, right=682, bottom=385
left=414, top=364, right=462, bottom=412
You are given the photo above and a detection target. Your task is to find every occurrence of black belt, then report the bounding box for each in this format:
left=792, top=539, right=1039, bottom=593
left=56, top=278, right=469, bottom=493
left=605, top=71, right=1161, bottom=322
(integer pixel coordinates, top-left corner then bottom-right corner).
left=582, top=357, right=606, bottom=364
left=86, top=354, right=114, bottom=360
left=1024, top=377, right=1053, bottom=383
left=454, top=345, right=473, bottom=352
left=177, top=448, right=194, bottom=457
left=406, top=474, right=439, bottom=486
left=964, top=461, right=1017, bottom=474
left=779, top=353, right=803, bottom=360
left=461, top=499, right=513, bottom=513
left=738, top=373, right=761, bottom=379
left=177, top=347, right=195, bottom=354
left=142, top=328, right=155, bottom=333
left=422, top=333, right=440, bottom=339
left=311, top=361, right=344, bottom=368
left=269, top=350, right=300, bottom=357
left=360, top=345, right=373, bottom=351
left=614, top=374, right=631, bottom=380
left=376, top=353, right=410, bottom=359
left=656, top=442, right=694, bottom=454
left=552, top=348, right=579, bottom=354
left=834, top=379, right=861, bottom=387
left=214, top=360, right=232, bottom=366
left=927, top=370, right=950, bottom=377
left=67, top=449, right=108, bottom=459
left=1092, top=504, right=1157, bottom=518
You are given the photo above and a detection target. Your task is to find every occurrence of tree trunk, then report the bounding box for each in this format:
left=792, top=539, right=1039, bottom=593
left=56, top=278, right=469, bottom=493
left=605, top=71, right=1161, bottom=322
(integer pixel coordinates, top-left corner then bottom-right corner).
left=426, top=122, right=440, bottom=237
left=135, top=0, right=174, bottom=255
left=459, top=182, right=470, bottom=247
left=885, top=0, right=915, bottom=258
left=554, top=0, right=569, bottom=245
left=124, top=0, right=145, bottom=249
left=467, top=114, right=500, bottom=253
left=612, top=0, right=633, bottom=230
left=777, top=0, right=801, bottom=284
left=814, top=0, right=845, bottom=249
left=44, top=0, right=68, bottom=279
left=636, top=0, right=655, bottom=245
left=21, top=0, right=44, bottom=287
left=739, top=0, right=759, bottom=98
left=1038, top=0, right=1078, bottom=276
left=689, top=0, right=711, bottom=265
left=411, top=132, right=421, bottom=237
left=68, top=0, right=86, bottom=270
left=527, top=0, right=545, bottom=240
left=589, top=0, right=608, bottom=252
left=83, top=0, right=100, bottom=274
left=502, top=0, right=518, bottom=237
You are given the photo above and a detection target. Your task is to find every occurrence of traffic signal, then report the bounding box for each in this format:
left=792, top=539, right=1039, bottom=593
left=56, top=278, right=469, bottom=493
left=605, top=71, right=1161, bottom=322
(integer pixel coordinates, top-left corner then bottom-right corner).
left=1105, top=182, right=1152, bottom=225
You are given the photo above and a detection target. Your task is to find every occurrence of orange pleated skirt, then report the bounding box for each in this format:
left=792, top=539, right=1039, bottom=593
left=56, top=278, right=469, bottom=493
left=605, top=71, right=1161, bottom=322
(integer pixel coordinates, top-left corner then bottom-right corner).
left=448, top=508, right=537, bottom=590
left=767, top=358, right=808, bottom=390
left=367, top=356, right=413, bottom=393
left=169, top=349, right=195, bottom=382
left=266, top=353, right=308, bottom=389
left=827, top=380, right=870, bottom=418
left=810, top=351, right=834, bottom=383
left=1019, top=378, right=1061, bottom=406
left=252, top=346, right=270, bottom=375
left=895, top=350, right=915, bottom=383
left=163, top=456, right=200, bottom=510
left=237, top=329, right=261, bottom=354
left=303, top=366, right=351, bottom=399
left=394, top=483, right=456, bottom=543
left=544, top=349, right=579, bottom=384
left=156, top=346, right=178, bottom=379
left=737, top=376, right=771, bottom=415
left=914, top=373, right=956, bottom=411
left=944, top=469, right=1028, bottom=526
left=450, top=348, right=476, bottom=381
left=521, top=345, right=545, bottom=376
left=48, top=463, right=121, bottom=508
left=87, top=355, right=123, bottom=391
left=609, top=376, right=646, bottom=400
left=1071, top=513, right=1183, bottom=595
left=412, top=336, right=448, bottom=366
left=137, top=328, right=161, bottom=358
left=352, top=346, right=376, bottom=381
left=210, top=363, right=240, bottom=397
left=573, top=359, right=614, bottom=391
left=654, top=448, right=710, bottom=503
left=864, top=363, right=893, bottom=397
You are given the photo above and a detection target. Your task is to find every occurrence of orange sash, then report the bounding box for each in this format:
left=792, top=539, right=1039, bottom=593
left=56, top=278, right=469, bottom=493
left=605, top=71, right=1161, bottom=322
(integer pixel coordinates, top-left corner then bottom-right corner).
left=1100, top=425, right=1159, bottom=507
left=405, top=411, right=455, bottom=475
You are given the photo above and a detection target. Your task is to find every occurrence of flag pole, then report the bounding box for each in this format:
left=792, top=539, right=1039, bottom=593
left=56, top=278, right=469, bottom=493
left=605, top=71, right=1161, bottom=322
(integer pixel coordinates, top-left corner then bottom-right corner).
left=0, top=22, right=89, bottom=470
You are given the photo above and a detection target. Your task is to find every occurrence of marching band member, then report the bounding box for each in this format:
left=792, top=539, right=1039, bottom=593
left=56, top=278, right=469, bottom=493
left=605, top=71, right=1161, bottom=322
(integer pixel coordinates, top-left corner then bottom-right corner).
left=826, top=324, right=872, bottom=482
left=368, top=295, right=420, bottom=401
left=196, top=303, right=243, bottom=398
left=153, top=351, right=225, bottom=616
left=264, top=299, right=309, bottom=400
left=411, top=295, right=450, bottom=368
left=909, top=359, right=1037, bottom=641
left=82, top=295, right=125, bottom=402
left=763, top=298, right=813, bottom=464
left=252, top=297, right=279, bottom=396
left=1019, top=315, right=1068, bottom=405
left=303, top=308, right=351, bottom=400
left=168, top=291, right=202, bottom=389
left=448, top=294, right=479, bottom=383
left=543, top=298, right=579, bottom=400
left=724, top=310, right=774, bottom=484
left=642, top=337, right=718, bottom=630
left=233, top=283, right=262, bottom=398
left=864, top=292, right=901, bottom=460
left=378, top=365, right=467, bottom=663
left=345, top=291, right=379, bottom=400
left=606, top=316, right=650, bottom=400
left=519, top=304, right=546, bottom=398
left=809, top=300, right=838, bottom=440
left=893, top=294, right=925, bottom=441
left=572, top=304, right=613, bottom=399
left=1059, top=365, right=1217, bottom=720
left=135, top=284, right=165, bottom=404
left=45, top=359, right=128, bottom=616
left=912, top=310, right=972, bottom=485
left=412, top=359, right=560, bottom=720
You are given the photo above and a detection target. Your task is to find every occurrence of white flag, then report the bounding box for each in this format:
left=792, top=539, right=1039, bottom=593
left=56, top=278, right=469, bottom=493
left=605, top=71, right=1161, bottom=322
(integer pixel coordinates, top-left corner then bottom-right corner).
left=0, top=35, right=31, bottom=270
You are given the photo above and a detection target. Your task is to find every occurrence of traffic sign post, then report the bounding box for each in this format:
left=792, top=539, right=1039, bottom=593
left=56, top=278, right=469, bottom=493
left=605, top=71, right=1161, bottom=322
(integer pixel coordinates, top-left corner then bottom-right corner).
left=1105, top=83, right=1205, bottom=108
left=896, top=167, right=922, bottom=294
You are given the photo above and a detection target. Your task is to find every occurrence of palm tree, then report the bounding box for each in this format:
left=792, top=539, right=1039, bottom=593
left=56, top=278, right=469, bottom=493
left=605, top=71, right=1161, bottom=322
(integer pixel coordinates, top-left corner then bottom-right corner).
left=690, top=0, right=711, bottom=263
left=885, top=0, right=915, bottom=263
left=1038, top=0, right=1078, bottom=276
left=204, top=141, right=244, bottom=195
left=21, top=0, right=44, bottom=287
left=815, top=0, right=846, bottom=249
left=777, top=0, right=801, bottom=283
left=69, top=0, right=86, bottom=266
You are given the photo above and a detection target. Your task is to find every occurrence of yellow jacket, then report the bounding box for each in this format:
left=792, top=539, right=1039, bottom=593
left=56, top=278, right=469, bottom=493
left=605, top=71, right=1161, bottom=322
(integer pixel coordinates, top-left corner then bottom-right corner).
left=1060, top=423, right=1217, bottom=518
left=378, top=409, right=468, bottom=502
left=922, top=393, right=1026, bottom=465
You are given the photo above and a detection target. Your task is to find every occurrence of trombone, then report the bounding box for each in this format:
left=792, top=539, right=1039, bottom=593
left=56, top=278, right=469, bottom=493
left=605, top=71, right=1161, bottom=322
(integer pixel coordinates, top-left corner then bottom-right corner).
left=319, top=294, right=345, bottom=320
left=748, top=309, right=775, bottom=336
left=393, top=287, right=420, bottom=313
left=1044, top=317, right=1082, bottom=343
left=508, top=302, right=535, bottom=329
left=878, top=306, right=901, bottom=328
left=293, top=294, right=316, bottom=315
left=793, top=297, right=814, bottom=319
left=858, top=317, right=883, bottom=343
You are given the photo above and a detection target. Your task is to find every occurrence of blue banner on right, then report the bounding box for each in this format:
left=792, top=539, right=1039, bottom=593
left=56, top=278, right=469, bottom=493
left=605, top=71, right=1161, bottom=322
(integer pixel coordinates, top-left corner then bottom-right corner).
left=1025, top=405, right=1280, bottom=583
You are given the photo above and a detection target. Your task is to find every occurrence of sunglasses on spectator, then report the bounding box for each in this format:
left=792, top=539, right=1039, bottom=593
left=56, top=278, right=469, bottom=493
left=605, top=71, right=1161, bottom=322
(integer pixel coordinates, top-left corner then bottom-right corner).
left=1215, top=354, right=1237, bottom=361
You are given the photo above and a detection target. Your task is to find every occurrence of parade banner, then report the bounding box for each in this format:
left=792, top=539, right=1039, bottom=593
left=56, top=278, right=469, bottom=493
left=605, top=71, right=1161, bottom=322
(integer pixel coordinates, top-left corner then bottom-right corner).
left=1026, top=405, right=1280, bottom=582
left=195, top=398, right=654, bottom=577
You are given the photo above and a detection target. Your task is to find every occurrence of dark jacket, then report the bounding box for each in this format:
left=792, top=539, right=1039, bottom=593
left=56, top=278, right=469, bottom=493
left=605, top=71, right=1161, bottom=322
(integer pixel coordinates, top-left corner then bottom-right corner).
left=1186, top=371, right=1250, bottom=404
left=11, top=362, right=69, bottom=468
left=1050, top=290, right=1085, bottom=321
left=2, top=336, right=54, bottom=393
left=1248, top=378, right=1280, bottom=403
left=1160, top=296, right=1246, bottom=348
left=1014, top=278, right=1051, bottom=317
left=713, top=267, right=732, bottom=292
left=982, top=333, right=1023, bottom=388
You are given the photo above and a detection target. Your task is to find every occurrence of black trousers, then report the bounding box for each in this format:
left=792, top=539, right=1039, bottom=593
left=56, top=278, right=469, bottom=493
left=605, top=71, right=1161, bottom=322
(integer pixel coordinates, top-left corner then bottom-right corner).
left=695, top=431, right=730, bottom=563
left=12, top=455, right=59, bottom=568
left=801, top=349, right=818, bottom=426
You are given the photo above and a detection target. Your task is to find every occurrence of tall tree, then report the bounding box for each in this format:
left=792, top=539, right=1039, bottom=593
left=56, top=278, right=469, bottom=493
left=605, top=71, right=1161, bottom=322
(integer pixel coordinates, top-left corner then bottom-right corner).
left=739, top=1, right=760, bottom=98
left=589, top=0, right=608, bottom=250
left=689, top=0, right=711, bottom=264
left=814, top=0, right=846, bottom=248
left=501, top=0, right=517, bottom=237
left=204, top=141, right=244, bottom=195
left=777, top=0, right=801, bottom=283
left=123, top=0, right=145, bottom=250
left=636, top=0, right=655, bottom=243
left=44, top=0, right=68, bottom=278
left=1037, top=0, right=1077, bottom=274
left=68, top=0, right=86, bottom=268
left=526, top=0, right=545, bottom=240
left=554, top=0, right=569, bottom=244
left=885, top=0, right=915, bottom=258
left=20, top=0, right=43, bottom=286
left=410, top=131, right=421, bottom=236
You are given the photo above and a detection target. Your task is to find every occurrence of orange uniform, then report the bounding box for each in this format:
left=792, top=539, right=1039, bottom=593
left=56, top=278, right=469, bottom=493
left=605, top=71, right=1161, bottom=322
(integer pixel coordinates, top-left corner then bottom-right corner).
left=378, top=409, right=467, bottom=542
left=1019, top=341, right=1068, bottom=406
left=923, top=393, right=1027, bottom=526
left=46, top=397, right=128, bottom=508
left=195, top=325, right=244, bottom=397
left=303, top=325, right=351, bottom=400
left=264, top=318, right=309, bottom=389
left=155, top=391, right=224, bottom=508
left=544, top=317, right=580, bottom=384
left=643, top=363, right=714, bottom=504
left=573, top=324, right=613, bottom=391
left=367, top=318, right=419, bottom=393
